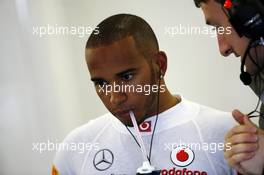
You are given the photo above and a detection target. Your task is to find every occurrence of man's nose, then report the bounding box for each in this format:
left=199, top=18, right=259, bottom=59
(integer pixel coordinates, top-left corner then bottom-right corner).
left=217, top=34, right=233, bottom=57
left=109, top=89, right=127, bottom=106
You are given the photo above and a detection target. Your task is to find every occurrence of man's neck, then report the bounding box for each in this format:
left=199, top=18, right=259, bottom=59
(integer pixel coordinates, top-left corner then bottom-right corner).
left=145, top=87, right=180, bottom=119
left=157, top=90, right=180, bottom=114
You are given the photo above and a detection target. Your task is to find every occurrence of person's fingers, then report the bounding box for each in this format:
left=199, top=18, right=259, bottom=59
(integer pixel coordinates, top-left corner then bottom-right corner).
left=227, top=152, right=255, bottom=167
left=228, top=110, right=262, bottom=175
left=225, top=125, right=257, bottom=140
left=232, top=109, right=246, bottom=125
left=233, top=164, right=247, bottom=175
left=227, top=133, right=258, bottom=145
left=224, top=143, right=258, bottom=158
left=232, top=109, right=258, bottom=128
left=243, top=115, right=258, bottom=127
left=225, top=149, right=250, bottom=175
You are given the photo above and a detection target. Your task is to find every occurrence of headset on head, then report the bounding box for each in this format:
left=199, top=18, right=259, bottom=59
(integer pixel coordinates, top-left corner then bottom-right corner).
left=223, top=0, right=264, bottom=39
left=222, top=0, right=264, bottom=85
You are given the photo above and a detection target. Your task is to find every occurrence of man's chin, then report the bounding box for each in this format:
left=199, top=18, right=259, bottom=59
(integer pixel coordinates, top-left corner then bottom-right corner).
left=116, top=115, right=144, bottom=127
left=119, top=118, right=134, bottom=127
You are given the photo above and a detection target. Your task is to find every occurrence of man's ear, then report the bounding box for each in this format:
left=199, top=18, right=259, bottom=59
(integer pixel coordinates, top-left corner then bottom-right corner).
left=154, top=51, right=167, bottom=76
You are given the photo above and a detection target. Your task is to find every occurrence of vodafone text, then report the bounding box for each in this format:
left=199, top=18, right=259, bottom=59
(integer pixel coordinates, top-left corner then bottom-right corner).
left=161, top=167, right=207, bottom=175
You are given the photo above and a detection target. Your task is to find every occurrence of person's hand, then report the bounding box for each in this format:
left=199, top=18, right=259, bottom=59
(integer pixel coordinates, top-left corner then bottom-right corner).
left=240, top=129, right=264, bottom=175
left=224, top=109, right=264, bottom=175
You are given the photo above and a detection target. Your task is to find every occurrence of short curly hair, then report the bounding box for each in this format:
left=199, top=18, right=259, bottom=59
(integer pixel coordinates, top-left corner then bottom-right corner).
left=86, top=14, right=159, bottom=59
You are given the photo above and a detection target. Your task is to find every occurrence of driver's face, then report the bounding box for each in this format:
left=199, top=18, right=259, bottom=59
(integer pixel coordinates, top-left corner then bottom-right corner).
left=86, top=36, right=159, bottom=126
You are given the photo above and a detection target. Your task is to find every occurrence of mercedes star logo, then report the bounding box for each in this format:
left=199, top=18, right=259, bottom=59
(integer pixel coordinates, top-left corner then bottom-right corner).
left=93, top=149, right=114, bottom=171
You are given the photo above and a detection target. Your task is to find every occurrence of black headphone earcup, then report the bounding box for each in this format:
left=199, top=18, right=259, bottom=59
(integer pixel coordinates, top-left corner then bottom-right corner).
left=224, top=0, right=264, bottom=39
left=240, top=71, right=252, bottom=85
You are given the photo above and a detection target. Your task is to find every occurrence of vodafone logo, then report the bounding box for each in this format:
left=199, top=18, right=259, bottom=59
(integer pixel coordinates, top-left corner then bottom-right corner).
left=139, top=121, right=151, bottom=132
left=170, top=146, right=194, bottom=167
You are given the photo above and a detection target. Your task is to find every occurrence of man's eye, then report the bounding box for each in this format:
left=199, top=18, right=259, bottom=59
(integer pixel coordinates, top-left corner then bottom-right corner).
left=122, top=73, right=133, bottom=81
left=94, top=81, right=107, bottom=87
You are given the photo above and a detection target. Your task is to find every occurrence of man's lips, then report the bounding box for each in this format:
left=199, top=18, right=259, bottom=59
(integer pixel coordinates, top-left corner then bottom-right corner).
left=114, top=109, right=134, bottom=118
